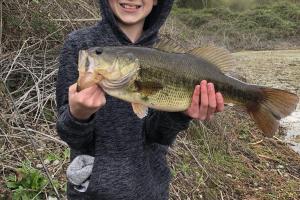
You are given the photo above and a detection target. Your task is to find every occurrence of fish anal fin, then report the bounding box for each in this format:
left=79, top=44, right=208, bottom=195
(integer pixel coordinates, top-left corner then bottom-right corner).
left=248, top=103, right=279, bottom=137
left=134, top=80, right=163, bottom=96
left=153, top=38, right=186, bottom=53
left=132, top=103, right=148, bottom=119
left=188, top=46, right=235, bottom=71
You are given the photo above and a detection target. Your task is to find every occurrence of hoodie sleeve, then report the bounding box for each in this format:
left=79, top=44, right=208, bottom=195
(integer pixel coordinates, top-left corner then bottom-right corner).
left=56, top=34, right=95, bottom=151
left=144, top=110, right=191, bottom=146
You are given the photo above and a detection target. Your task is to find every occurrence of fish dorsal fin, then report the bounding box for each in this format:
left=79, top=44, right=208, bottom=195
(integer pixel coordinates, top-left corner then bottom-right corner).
left=153, top=38, right=186, bottom=53
left=132, top=103, right=148, bottom=119
left=188, top=46, right=235, bottom=70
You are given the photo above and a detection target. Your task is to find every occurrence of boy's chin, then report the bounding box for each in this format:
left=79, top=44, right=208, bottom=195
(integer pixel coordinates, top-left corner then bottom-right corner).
left=117, top=16, right=145, bottom=26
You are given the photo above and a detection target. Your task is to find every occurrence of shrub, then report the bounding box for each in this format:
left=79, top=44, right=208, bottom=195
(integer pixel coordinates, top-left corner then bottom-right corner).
left=5, top=162, right=58, bottom=200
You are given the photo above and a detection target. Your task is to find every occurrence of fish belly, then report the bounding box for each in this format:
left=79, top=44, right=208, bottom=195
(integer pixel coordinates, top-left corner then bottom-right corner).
left=145, top=84, right=193, bottom=111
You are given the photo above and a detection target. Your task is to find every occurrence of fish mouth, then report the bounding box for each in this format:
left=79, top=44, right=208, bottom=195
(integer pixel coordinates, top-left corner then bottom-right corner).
left=77, top=50, right=104, bottom=91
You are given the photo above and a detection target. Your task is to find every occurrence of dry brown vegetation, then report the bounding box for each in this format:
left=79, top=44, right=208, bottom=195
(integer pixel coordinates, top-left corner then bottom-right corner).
left=1, top=0, right=300, bottom=199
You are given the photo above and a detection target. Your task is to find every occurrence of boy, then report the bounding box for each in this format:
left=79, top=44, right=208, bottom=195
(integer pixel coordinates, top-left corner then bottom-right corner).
left=56, top=0, right=224, bottom=199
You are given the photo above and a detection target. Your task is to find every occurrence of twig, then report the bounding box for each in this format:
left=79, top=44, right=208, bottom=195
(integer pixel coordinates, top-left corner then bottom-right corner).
left=0, top=106, right=22, bottom=161
left=76, top=0, right=100, bottom=18
left=170, top=184, right=182, bottom=200
left=0, top=0, right=3, bottom=55
left=4, top=38, right=30, bottom=82
left=1, top=164, right=17, bottom=171
left=53, top=0, right=75, bottom=30
left=10, top=127, right=67, bottom=146
left=0, top=79, right=61, bottom=199
left=289, top=173, right=300, bottom=180
left=52, top=18, right=100, bottom=22
left=273, top=136, right=290, bottom=145
left=181, top=141, right=222, bottom=188
left=258, top=154, right=279, bottom=162
left=249, top=139, right=264, bottom=145
left=220, top=190, right=224, bottom=200
left=0, top=144, right=31, bottom=157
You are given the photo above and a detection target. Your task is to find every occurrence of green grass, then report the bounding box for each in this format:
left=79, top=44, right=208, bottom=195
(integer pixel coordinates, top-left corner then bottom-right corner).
left=44, top=148, right=70, bottom=163
left=3, top=149, right=70, bottom=199
left=171, top=2, right=300, bottom=49
left=173, top=3, right=299, bottom=37
left=5, top=161, right=59, bottom=200
left=175, top=0, right=300, bottom=11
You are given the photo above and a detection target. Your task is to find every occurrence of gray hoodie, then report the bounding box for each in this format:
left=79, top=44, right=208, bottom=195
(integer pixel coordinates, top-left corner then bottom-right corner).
left=56, top=0, right=191, bottom=199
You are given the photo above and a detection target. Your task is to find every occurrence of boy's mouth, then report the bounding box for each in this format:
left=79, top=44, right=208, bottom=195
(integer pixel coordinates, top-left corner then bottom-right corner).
left=119, top=3, right=142, bottom=10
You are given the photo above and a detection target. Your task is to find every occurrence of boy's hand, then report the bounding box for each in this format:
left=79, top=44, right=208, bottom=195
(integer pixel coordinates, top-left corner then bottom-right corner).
left=185, top=80, right=224, bottom=120
left=69, top=83, right=106, bottom=120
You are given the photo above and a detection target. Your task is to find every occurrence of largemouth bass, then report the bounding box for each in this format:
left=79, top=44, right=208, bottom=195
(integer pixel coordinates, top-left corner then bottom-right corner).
left=77, top=40, right=299, bottom=137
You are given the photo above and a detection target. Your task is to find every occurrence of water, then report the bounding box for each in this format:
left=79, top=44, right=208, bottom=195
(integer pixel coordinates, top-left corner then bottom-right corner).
left=282, top=107, right=300, bottom=153
left=230, top=50, right=300, bottom=153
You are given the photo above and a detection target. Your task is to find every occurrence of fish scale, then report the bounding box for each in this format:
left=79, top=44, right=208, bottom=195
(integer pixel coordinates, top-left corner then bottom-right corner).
left=134, top=47, right=251, bottom=106
left=135, top=61, right=194, bottom=110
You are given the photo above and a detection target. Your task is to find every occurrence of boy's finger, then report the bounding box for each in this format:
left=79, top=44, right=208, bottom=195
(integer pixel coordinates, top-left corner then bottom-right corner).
left=199, top=80, right=208, bottom=120
left=92, top=86, right=104, bottom=99
left=207, top=83, right=216, bottom=119
left=92, top=89, right=106, bottom=107
left=69, top=83, right=78, bottom=94
left=185, top=85, right=200, bottom=118
left=191, top=85, right=200, bottom=109
left=80, top=86, right=103, bottom=107
left=80, top=84, right=99, bottom=96
left=216, top=92, right=225, bottom=112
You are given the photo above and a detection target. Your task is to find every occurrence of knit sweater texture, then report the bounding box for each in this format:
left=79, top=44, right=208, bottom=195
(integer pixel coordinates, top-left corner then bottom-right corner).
left=56, top=0, right=191, bottom=199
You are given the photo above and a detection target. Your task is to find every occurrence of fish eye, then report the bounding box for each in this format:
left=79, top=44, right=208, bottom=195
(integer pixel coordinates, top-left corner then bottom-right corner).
left=95, top=48, right=103, bottom=55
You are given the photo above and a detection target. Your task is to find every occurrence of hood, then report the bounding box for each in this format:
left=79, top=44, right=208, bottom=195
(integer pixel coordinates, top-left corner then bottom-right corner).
left=98, top=0, right=174, bottom=45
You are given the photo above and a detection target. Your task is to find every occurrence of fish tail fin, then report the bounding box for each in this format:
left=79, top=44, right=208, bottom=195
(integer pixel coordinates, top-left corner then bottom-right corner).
left=246, top=88, right=299, bottom=137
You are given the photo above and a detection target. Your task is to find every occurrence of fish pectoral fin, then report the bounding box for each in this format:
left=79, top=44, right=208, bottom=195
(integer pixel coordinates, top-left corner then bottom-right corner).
left=134, top=81, right=163, bottom=96
left=132, top=103, right=148, bottom=119
left=188, top=46, right=235, bottom=71
left=153, top=38, right=186, bottom=53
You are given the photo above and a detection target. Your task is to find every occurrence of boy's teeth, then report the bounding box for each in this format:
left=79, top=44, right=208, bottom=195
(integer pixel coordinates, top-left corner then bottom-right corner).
left=120, top=3, right=141, bottom=9
left=125, top=5, right=133, bottom=8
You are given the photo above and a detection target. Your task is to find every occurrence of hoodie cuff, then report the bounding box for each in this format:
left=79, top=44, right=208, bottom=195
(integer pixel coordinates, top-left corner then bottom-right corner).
left=59, top=106, right=96, bottom=134
left=159, top=111, right=192, bottom=130
left=67, top=106, right=96, bottom=124
left=167, top=112, right=192, bottom=124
